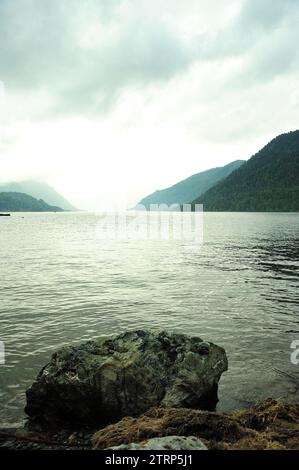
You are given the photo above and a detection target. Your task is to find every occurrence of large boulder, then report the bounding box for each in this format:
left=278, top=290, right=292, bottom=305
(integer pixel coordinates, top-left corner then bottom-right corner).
left=25, top=330, right=228, bottom=428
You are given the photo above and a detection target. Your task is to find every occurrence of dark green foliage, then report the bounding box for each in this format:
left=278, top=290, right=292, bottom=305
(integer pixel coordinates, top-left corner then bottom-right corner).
left=192, top=131, right=299, bottom=212
left=0, top=192, right=64, bottom=212
left=137, top=160, right=244, bottom=208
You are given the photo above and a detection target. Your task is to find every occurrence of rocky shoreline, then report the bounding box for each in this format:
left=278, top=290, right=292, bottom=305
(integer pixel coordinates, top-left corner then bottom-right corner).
left=1, top=330, right=298, bottom=450
left=1, top=399, right=299, bottom=450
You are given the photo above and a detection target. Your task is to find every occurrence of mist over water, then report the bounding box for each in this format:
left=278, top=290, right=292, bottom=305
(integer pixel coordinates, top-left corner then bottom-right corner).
left=0, top=212, right=298, bottom=426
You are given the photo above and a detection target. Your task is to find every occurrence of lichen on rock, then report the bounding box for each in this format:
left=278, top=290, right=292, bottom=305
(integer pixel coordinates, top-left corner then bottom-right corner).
left=25, top=329, right=228, bottom=428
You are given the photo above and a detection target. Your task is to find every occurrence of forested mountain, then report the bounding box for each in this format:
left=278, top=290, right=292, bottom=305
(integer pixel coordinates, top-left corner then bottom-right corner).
left=0, top=192, right=64, bottom=212
left=137, top=160, right=244, bottom=208
left=0, top=181, right=76, bottom=211
left=192, top=131, right=299, bottom=212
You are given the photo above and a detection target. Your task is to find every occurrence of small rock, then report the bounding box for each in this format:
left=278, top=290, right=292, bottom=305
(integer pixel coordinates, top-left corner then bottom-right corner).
left=106, top=436, right=208, bottom=450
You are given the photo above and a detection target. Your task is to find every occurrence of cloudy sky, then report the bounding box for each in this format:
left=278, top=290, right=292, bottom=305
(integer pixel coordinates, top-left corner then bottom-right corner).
left=0, top=0, right=298, bottom=209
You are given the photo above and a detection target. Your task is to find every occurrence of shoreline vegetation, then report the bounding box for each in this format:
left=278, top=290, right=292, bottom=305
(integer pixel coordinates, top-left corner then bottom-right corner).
left=1, top=399, right=298, bottom=450
left=1, top=330, right=298, bottom=450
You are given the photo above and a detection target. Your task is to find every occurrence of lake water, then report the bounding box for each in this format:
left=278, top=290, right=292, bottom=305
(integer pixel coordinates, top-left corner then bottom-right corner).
left=0, top=212, right=298, bottom=427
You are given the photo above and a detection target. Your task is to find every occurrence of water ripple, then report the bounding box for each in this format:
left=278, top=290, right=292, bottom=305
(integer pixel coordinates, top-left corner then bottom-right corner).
left=0, top=212, right=298, bottom=425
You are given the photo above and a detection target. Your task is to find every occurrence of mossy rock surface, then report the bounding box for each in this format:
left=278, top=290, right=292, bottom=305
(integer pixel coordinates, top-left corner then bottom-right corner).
left=25, top=330, right=227, bottom=429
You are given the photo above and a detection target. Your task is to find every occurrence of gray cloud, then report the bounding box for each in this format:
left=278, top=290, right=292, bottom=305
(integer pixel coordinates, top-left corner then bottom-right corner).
left=237, top=0, right=296, bottom=30
left=227, top=0, right=299, bottom=85
left=202, top=0, right=299, bottom=74
left=0, top=0, right=298, bottom=119
left=0, top=0, right=193, bottom=116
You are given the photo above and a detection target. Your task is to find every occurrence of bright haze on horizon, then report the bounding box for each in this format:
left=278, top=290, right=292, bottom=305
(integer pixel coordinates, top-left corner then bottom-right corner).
left=0, top=0, right=298, bottom=210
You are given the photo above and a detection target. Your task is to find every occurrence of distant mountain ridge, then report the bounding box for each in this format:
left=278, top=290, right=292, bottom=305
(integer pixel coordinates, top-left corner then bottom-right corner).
left=0, top=192, right=64, bottom=212
left=192, top=130, right=299, bottom=212
left=137, top=160, right=245, bottom=208
left=0, top=181, right=76, bottom=211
